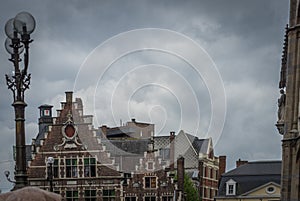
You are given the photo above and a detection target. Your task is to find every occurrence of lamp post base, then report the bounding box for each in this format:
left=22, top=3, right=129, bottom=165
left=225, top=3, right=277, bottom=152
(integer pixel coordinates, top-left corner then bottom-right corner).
left=12, top=173, right=28, bottom=191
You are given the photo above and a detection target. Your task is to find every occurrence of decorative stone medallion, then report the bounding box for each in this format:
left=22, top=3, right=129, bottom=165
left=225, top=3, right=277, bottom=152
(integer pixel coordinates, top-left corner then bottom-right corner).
left=62, top=112, right=78, bottom=140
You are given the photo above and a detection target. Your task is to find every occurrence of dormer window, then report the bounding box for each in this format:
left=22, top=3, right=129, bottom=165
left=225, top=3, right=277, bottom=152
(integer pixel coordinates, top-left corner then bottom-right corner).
left=226, top=179, right=236, bottom=196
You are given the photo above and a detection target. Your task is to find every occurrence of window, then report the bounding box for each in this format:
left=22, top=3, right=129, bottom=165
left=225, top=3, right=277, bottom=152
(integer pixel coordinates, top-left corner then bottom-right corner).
left=162, top=196, right=173, bottom=201
left=123, top=173, right=132, bottom=185
left=209, top=150, right=214, bottom=159
left=53, top=159, right=59, bottom=178
left=84, top=189, right=97, bottom=201
left=159, top=148, right=170, bottom=160
left=147, top=162, right=153, bottom=170
left=84, top=157, right=96, bottom=177
left=66, top=158, right=78, bottom=178
left=44, top=109, right=50, bottom=116
left=103, top=189, right=115, bottom=201
left=145, top=176, right=156, bottom=188
left=228, top=185, right=234, bottom=194
left=47, top=158, right=59, bottom=179
left=66, top=190, right=78, bottom=201
left=125, top=197, right=136, bottom=201
left=226, top=179, right=236, bottom=196
left=207, top=167, right=211, bottom=178
left=145, top=196, right=156, bottom=201
left=266, top=186, right=276, bottom=194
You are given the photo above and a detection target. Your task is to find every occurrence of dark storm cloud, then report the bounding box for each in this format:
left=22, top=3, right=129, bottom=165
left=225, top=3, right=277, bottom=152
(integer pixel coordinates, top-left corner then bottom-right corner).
left=0, top=0, right=288, bottom=190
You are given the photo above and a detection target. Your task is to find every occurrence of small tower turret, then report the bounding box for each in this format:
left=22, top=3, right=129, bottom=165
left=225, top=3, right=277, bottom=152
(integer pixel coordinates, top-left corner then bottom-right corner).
left=38, top=104, right=53, bottom=133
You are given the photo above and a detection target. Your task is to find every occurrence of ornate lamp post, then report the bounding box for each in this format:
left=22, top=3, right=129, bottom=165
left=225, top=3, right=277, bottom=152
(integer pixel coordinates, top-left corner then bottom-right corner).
left=4, top=11, right=36, bottom=190
left=46, top=157, right=54, bottom=192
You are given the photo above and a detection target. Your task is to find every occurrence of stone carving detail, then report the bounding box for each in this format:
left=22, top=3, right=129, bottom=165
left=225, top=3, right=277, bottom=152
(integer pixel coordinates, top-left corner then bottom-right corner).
left=53, top=111, right=82, bottom=151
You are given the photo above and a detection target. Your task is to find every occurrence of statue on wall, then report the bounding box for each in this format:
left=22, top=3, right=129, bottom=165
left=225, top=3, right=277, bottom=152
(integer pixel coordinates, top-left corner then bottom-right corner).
left=278, top=89, right=286, bottom=122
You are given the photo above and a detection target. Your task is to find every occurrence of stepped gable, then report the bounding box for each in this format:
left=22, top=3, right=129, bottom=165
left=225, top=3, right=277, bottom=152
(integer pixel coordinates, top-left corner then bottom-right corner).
left=28, top=92, right=119, bottom=178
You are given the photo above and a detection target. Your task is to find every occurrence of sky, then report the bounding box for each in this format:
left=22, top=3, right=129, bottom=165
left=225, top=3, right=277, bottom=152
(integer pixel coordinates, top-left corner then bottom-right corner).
left=0, top=0, right=289, bottom=192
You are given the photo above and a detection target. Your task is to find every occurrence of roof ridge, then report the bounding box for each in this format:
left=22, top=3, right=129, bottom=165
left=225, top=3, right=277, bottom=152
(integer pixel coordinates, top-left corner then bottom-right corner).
left=247, top=160, right=281, bottom=163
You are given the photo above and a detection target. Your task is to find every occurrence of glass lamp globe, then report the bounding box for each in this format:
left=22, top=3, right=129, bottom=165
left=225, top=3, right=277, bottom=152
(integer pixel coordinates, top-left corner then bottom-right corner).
left=5, top=18, right=17, bottom=39
left=47, top=157, right=54, bottom=164
left=5, top=38, right=24, bottom=54
left=14, top=12, right=36, bottom=35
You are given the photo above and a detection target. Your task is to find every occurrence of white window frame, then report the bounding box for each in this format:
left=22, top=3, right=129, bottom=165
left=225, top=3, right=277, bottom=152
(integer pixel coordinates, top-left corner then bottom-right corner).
left=144, top=196, right=156, bottom=201
left=65, top=189, right=79, bottom=201
left=84, top=189, right=97, bottom=201
left=125, top=196, right=137, bottom=201
left=84, top=157, right=96, bottom=177
left=65, top=158, right=78, bottom=178
left=144, top=176, right=157, bottom=189
left=226, top=179, right=236, bottom=196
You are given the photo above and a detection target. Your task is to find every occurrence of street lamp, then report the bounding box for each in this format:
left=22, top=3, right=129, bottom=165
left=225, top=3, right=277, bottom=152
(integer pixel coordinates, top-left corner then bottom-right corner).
left=4, top=11, right=36, bottom=190
left=47, top=157, right=54, bottom=192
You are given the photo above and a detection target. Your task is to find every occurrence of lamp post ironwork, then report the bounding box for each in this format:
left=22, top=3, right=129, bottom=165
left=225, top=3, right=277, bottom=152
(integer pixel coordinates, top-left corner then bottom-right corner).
left=4, top=11, right=36, bottom=190
left=46, top=157, right=54, bottom=192
left=4, top=170, right=16, bottom=184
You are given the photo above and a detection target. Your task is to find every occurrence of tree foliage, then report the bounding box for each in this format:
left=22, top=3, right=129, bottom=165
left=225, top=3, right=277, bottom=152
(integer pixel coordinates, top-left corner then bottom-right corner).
left=184, top=173, right=200, bottom=201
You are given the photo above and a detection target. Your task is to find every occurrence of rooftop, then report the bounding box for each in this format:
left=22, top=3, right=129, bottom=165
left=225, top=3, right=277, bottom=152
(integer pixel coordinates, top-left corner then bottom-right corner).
left=217, top=160, right=281, bottom=196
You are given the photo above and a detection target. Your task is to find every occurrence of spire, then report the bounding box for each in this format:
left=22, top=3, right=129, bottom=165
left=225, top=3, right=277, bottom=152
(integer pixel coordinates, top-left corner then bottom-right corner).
left=279, top=24, right=289, bottom=89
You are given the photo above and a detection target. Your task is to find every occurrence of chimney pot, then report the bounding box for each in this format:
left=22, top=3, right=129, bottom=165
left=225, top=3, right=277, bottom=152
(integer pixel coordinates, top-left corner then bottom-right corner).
left=236, top=158, right=248, bottom=168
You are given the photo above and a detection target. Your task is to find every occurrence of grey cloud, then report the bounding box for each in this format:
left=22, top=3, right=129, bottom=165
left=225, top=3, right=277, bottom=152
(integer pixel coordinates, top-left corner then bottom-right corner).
left=0, top=0, right=288, bottom=190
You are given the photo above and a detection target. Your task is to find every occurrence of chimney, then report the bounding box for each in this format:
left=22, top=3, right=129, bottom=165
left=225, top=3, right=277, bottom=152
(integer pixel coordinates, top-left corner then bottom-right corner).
left=218, top=155, right=226, bottom=179
left=236, top=158, right=248, bottom=168
left=170, top=131, right=175, bottom=171
left=65, top=91, right=73, bottom=107
left=100, top=125, right=108, bottom=137
left=177, top=156, right=185, bottom=192
left=198, top=160, right=204, bottom=198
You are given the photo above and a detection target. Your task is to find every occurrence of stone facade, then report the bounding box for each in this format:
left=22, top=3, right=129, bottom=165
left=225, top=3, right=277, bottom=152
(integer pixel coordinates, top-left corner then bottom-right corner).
left=276, top=1, right=300, bottom=200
